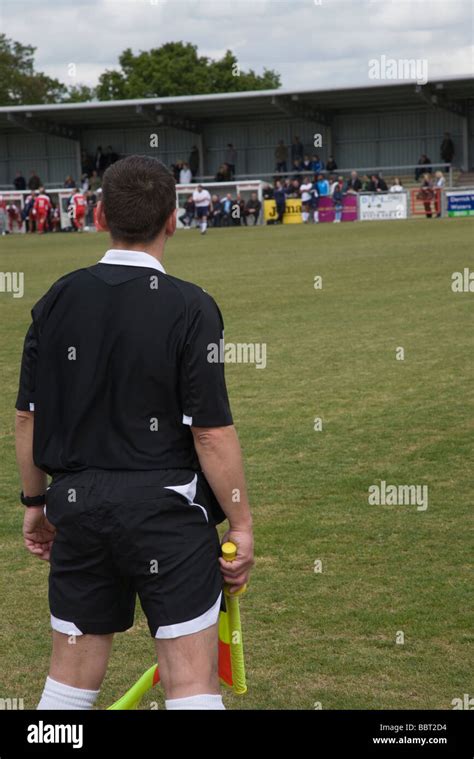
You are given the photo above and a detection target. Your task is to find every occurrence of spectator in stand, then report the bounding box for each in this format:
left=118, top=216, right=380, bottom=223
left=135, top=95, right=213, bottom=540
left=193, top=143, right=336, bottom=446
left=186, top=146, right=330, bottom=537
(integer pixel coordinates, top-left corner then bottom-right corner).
left=274, top=140, right=288, bottom=174
left=332, top=178, right=344, bottom=223
left=13, top=171, right=26, bottom=191
left=289, top=178, right=301, bottom=197
left=224, top=144, right=237, bottom=178
left=326, top=156, right=338, bottom=172
left=389, top=177, right=404, bottom=192
left=81, top=174, right=89, bottom=193
left=368, top=174, right=388, bottom=192
left=179, top=162, right=192, bottom=184
left=273, top=180, right=286, bottom=224
left=209, top=194, right=222, bottom=227
left=28, top=171, right=41, bottom=191
left=89, top=170, right=101, bottom=192
left=434, top=171, right=445, bottom=217
left=188, top=145, right=200, bottom=179
left=81, top=149, right=94, bottom=176
left=171, top=161, right=182, bottom=182
left=104, top=145, right=119, bottom=168
left=329, top=175, right=339, bottom=195
left=291, top=136, right=304, bottom=163
left=94, top=146, right=107, bottom=175
left=292, top=159, right=303, bottom=178
left=64, top=175, right=76, bottom=189
left=346, top=170, right=362, bottom=193
left=440, top=132, right=454, bottom=168
left=221, top=193, right=233, bottom=226
left=179, top=194, right=195, bottom=228
left=311, top=154, right=324, bottom=173
left=302, top=155, right=312, bottom=172
left=415, top=153, right=432, bottom=180
left=361, top=174, right=371, bottom=191
left=215, top=163, right=231, bottom=182
left=243, top=192, right=261, bottom=226
left=417, top=173, right=434, bottom=218
left=316, top=174, right=330, bottom=196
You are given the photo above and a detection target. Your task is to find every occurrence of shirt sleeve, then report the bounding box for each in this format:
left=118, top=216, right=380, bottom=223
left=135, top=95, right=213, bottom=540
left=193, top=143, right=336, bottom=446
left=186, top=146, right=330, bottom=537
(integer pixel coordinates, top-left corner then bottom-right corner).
left=15, top=321, right=38, bottom=411
left=179, top=290, right=233, bottom=427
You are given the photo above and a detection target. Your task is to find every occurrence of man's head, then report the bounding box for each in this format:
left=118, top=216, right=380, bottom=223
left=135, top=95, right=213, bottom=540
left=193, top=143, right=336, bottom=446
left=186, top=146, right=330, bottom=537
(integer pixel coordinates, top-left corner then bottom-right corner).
left=100, top=155, right=176, bottom=245
left=197, top=184, right=203, bottom=191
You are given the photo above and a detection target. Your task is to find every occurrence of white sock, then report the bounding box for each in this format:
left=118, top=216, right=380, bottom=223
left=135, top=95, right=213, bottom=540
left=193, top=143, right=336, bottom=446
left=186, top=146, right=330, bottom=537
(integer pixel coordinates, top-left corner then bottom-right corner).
left=201, top=221, right=207, bottom=232
left=165, top=693, right=225, bottom=710
left=302, top=212, right=308, bottom=223
left=37, top=676, right=100, bottom=710
left=313, top=211, right=319, bottom=223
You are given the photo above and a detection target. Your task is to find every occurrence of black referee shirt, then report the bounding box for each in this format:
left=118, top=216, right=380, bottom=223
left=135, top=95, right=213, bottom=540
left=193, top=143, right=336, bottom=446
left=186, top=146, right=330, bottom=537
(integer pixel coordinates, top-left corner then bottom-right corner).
left=16, top=249, right=233, bottom=474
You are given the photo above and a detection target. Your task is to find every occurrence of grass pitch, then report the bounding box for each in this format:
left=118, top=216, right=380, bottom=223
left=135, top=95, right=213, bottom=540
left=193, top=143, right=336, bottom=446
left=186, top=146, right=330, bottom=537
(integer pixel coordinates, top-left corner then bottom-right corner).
left=1, top=217, right=473, bottom=709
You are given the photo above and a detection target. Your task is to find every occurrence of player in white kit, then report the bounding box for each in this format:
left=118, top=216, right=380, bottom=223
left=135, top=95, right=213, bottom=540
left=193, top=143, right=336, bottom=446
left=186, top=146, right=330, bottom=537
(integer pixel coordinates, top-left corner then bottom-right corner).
left=192, top=185, right=211, bottom=234
left=299, top=177, right=314, bottom=224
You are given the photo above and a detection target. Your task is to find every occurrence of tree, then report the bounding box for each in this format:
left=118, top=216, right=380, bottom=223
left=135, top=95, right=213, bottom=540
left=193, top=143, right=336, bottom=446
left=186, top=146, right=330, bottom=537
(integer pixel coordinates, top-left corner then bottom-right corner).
left=96, top=42, right=280, bottom=100
left=0, top=34, right=67, bottom=105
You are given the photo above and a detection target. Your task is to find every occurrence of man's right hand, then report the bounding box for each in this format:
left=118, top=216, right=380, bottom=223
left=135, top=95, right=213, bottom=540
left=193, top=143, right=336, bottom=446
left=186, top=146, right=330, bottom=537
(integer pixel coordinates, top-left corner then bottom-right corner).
left=219, top=527, right=254, bottom=593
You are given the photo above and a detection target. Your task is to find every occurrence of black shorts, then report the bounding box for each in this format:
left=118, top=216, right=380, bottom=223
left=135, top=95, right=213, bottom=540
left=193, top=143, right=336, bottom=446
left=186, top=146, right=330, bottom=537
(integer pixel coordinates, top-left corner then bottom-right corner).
left=46, top=469, right=224, bottom=638
left=196, top=206, right=209, bottom=219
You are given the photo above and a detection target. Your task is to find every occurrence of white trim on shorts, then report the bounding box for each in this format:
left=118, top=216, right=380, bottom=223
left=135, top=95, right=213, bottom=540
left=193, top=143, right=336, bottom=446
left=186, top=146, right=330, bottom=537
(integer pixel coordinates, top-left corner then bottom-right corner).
left=155, top=591, right=222, bottom=639
left=51, top=615, right=84, bottom=636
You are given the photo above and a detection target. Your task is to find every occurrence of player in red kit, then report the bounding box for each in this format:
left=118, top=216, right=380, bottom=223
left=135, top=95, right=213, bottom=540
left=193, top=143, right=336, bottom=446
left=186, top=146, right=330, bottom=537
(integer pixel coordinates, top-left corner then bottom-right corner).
left=33, top=188, right=52, bottom=234
left=70, top=188, right=86, bottom=231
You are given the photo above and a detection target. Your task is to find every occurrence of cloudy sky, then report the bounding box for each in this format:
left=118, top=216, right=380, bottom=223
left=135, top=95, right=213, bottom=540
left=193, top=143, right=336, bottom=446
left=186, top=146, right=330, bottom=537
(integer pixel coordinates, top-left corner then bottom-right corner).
left=1, top=0, right=473, bottom=92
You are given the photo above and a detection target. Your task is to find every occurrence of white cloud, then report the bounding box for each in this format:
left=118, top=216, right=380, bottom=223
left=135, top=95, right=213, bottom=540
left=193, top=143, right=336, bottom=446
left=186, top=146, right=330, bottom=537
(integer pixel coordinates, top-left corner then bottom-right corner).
left=0, top=0, right=472, bottom=90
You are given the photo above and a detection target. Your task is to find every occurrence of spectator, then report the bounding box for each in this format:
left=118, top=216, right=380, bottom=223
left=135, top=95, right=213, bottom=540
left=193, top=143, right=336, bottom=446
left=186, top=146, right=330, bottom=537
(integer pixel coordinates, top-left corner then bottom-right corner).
left=13, top=171, right=26, bottom=191
left=179, top=162, right=192, bottom=184
left=81, top=174, right=90, bottom=193
left=332, top=178, right=344, bottom=223
left=89, top=170, right=101, bottom=192
left=311, top=154, right=324, bottom=173
left=274, top=140, right=288, bottom=174
left=316, top=174, right=330, bottom=196
left=346, top=170, right=362, bottom=193
left=434, top=170, right=445, bottom=189
left=289, top=178, right=301, bottom=198
left=415, top=153, right=432, bottom=181
left=440, top=132, right=454, bottom=167
left=302, top=155, right=312, bottom=172
left=210, top=194, right=222, bottom=227
left=224, top=144, right=237, bottom=178
left=361, top=174, right=371, bottom=191
left=179, top=194, right=195, bottom=228
left=221, top=193, right=233, bottom=225
left=85, top=191, right=97, bottom=226
left=273, top=180, right=286, bottom=224
left=171, top=161, right=183, bottom=182
left=215, top=163, right=231, bottom=182
left=243, top=192, right=261, bottom=226
left=188, top=145, right=200, bottom=179
left=64, top=175, right=76, bottom=189
left=329, top=175, right=339, bottom=195
left=417, top=173, right=434, bottom=218
left=94, top=146, right=107, bottom=175
left=104, top=145, right=119, bottom=168
left=292, top=159, right=303, bottom=178
left=368, top=174, right=387, bottom=192
left=326, top=155, right=338, bottom=172
left=28, top=171, right=41, bottom=191
left=81, top=149, right=94, bottom=175
left=389, top=177, right=404, bottom=192
left=291, top=136, right=304, bottom=163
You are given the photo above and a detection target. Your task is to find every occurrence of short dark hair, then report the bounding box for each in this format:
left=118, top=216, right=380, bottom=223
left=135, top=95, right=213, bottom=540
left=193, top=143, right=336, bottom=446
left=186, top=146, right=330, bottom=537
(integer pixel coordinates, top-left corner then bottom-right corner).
left=102, top=155, right=176, bottom=244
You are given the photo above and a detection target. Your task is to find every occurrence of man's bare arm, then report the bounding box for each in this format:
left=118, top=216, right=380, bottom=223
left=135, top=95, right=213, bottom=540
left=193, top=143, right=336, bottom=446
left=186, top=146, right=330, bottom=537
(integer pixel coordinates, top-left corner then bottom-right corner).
left=15, top=410, right=54, bottom=561
left=192, top=424, right=253, bottom=590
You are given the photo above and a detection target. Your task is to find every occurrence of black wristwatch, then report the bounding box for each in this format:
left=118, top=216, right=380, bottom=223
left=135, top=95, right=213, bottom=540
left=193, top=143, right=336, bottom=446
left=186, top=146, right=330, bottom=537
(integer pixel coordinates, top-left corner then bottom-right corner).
left=20, top=491, right=46, bottom=507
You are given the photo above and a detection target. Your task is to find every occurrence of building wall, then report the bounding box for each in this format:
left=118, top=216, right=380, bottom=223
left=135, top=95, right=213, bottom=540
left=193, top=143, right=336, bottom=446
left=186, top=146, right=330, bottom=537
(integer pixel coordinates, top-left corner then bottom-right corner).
left=0, top=103, right=470, bottom=190
left=0, top=133, right=77, bottom=188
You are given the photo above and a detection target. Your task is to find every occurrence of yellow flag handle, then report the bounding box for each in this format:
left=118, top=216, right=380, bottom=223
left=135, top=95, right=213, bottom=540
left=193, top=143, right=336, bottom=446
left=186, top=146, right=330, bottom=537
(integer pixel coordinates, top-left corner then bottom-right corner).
left=221, top=541, right=247, bottom=694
